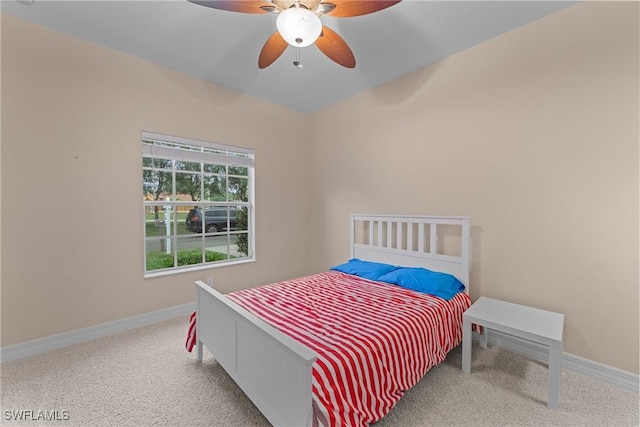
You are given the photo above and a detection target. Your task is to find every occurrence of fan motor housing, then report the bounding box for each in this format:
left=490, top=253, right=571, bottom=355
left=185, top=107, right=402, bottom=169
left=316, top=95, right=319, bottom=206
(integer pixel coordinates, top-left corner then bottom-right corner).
left=272, top=0, right=322, bottom=12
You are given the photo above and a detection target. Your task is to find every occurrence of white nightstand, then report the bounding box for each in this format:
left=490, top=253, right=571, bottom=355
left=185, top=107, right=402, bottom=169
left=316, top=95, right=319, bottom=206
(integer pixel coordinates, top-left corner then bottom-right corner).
left=461, top=297, right=564, bottom=409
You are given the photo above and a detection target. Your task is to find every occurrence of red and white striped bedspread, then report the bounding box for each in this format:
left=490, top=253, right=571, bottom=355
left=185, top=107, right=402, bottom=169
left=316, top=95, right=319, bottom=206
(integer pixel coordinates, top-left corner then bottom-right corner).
left=226, top=270, right=471, bottom=427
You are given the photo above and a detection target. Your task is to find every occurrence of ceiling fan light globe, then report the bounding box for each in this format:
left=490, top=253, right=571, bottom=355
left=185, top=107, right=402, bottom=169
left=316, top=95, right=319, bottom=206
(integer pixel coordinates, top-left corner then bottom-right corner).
left=276, top=7, right=322, bottom=48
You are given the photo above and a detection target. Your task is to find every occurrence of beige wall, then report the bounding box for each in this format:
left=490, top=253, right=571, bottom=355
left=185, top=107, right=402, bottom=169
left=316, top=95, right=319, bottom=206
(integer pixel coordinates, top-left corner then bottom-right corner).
left=2, top=2, right=639, bottom=375
left=309, top=2, right=639, bottom=374
left=1, top=15, right=313, bottom=346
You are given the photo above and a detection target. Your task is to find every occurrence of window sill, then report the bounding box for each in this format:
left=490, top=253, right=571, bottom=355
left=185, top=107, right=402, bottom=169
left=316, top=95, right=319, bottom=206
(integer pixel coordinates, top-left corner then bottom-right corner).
left=144, top=257, right=256, bottom=279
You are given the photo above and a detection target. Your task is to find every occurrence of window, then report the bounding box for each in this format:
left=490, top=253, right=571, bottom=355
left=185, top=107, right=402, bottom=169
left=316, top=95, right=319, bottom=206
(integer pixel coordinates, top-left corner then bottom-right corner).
left=142, top=131, right=254, bottom=277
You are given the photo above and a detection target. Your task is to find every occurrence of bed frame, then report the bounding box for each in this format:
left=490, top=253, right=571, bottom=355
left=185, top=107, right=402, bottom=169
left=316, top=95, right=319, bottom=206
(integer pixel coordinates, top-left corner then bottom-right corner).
left=194, top=214, right=470, bottom=426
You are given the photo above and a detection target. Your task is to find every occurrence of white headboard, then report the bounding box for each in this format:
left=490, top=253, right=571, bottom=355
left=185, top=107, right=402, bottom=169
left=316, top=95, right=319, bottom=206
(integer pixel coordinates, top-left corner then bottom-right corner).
left=350, top=214, right=470, bottom=291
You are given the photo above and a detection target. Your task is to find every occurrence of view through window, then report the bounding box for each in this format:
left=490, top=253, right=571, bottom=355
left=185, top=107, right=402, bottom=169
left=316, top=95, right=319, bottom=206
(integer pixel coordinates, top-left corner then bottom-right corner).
left=142, top=132, right=255, bottom=276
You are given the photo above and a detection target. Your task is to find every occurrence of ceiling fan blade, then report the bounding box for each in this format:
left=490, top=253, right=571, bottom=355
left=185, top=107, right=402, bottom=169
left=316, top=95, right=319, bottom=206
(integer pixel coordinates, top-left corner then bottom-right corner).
left=315, top=26, right=355, bottom=69
left=323, top=0, right=402, bottom=17
left=258, top=31, right=289, bottom=69
left=187, top=0, right=271, bottom=14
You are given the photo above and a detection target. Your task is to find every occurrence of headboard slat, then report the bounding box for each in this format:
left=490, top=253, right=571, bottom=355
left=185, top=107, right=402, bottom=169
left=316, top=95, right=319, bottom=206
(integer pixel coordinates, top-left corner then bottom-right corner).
left=430, top=223, right=437, bottom=255
left=407, top=223, right=413, bottom=251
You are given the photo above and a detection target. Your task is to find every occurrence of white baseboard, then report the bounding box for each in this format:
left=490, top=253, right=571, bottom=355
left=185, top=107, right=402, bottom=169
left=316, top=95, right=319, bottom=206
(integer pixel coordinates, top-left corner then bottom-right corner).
left=0, top=302, right=195, bottom=364
left=476, top=330, right=639, bottom=392
left=2, top=306, right=637, bottom=393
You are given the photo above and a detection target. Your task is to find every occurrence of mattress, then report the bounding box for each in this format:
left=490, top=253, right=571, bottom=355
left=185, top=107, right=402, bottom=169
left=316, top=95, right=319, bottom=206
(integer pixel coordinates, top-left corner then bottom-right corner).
left=227, top=270, right=471, bottom=426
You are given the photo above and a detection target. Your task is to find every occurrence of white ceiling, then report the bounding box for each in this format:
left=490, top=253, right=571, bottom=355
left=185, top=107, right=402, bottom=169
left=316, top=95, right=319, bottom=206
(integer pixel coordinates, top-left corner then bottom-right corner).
left=2, top=0, right=578, bottom=113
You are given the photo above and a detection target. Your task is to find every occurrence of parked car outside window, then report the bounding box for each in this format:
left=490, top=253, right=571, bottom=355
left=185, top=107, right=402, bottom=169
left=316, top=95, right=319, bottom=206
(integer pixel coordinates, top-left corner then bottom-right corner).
left=185, top=207, right=237, bottom=233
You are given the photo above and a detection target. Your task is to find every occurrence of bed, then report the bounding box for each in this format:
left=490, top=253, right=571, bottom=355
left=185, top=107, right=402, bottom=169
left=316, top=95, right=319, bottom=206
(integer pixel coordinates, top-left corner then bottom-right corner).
left=192, top=214, right=471, bottom=426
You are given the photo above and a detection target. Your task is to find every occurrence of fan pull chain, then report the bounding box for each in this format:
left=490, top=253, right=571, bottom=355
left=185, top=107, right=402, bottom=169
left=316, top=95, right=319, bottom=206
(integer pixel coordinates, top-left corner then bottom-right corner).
left=293, top=48, right=303, bottom=69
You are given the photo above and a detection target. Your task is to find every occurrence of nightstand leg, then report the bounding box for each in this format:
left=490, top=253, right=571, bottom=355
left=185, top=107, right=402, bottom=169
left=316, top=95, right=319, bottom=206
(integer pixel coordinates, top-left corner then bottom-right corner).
left=479, top=326, right=488, bottom=349
left=548, top=345, right=562, bottom=409
left=196, top=339, right=203, bottom=363
left=462, top=319, right=472, bottom=373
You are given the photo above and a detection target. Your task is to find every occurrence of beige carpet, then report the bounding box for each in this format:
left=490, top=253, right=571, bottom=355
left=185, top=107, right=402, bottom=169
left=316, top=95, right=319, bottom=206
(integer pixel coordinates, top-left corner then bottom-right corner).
left=1, top=316, right=638, bottom=426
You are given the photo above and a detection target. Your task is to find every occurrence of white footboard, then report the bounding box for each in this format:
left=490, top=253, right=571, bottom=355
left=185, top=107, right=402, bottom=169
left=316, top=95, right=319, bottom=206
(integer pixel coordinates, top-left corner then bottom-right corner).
left=194, top=280, right=317, bottom=427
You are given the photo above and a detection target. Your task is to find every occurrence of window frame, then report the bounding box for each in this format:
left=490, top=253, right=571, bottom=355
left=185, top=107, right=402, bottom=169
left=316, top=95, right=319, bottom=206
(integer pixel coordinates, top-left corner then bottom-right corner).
left=142, top=131, right=255, bottom=278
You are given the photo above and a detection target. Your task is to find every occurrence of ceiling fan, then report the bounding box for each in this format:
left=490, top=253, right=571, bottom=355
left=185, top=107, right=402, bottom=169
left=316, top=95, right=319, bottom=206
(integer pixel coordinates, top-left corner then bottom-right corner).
left=188, top=0, right=402, bottom=69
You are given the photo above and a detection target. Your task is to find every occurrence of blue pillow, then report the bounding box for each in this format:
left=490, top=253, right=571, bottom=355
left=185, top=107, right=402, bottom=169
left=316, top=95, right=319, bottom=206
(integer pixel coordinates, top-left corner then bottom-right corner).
left=377, top=267, right=465, bottom=300
left=330, top=258, right=398, bottom=281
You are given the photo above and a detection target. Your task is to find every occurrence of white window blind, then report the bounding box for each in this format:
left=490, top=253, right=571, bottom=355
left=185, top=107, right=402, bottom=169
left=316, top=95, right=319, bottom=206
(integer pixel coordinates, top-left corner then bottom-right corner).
left=142, top=131, right=254, bottom=167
